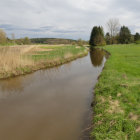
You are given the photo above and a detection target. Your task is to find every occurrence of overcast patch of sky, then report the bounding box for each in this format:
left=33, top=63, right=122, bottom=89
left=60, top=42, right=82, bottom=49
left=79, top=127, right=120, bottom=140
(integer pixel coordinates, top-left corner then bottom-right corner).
left=0, top=0, right=139, bottom=40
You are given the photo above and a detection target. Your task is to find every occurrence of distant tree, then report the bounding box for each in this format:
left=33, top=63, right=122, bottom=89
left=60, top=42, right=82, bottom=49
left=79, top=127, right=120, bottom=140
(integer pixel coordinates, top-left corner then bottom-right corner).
left=77, top=38, right=83, bottom=46
left=7, top=37, right=11, bottom=43
left=16, top=38, right=24, bottom=45
left=134, top=32, right=140, bottom=41
left=105, top=32, right=111, bottom=45
left=23, top=37, right=31, bottom=44
left=130, top=35, right=134, bottom=43
left=89, top=26, right=106, bottom=46
left=72, top=42, right=76, bottom=45
left=0, top=29, right=7, bottom=44
left=106, top=18, right=120, bottom=44
left=15, top=37, right=31, bottom=45
left=107, top=18, right=120, bottom=37
left=119, top=26, right=131, bottom=44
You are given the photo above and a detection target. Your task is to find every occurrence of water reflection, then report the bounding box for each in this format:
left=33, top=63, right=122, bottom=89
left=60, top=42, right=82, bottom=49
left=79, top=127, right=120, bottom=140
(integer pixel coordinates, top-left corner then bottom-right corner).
left=0, top=78, right=23, bottom=92
left=0, top=61, right=78, bottom=98
left=90, top=48, right=106, bottom=67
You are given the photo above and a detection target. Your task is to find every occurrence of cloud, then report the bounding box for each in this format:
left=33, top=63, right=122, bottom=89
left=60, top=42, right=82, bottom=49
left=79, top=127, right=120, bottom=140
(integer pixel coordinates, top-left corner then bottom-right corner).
left=0, top=0, right=139, bottom=39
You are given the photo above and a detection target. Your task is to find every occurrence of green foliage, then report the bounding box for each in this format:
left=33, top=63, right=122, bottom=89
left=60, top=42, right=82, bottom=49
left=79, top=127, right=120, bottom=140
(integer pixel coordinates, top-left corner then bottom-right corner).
left=105, top=33, right=119, bottom=45
left=134, top=33, right=140, bottom=41
left=92, top=44, right=140, bottom=140
left=89, top=26, right=106, bottom=46
left=76, top=38, right=88, bottom=46
left=29, top=45, right=87, bottom=61
left=105, top=32, right=111, bottom=45
left=119, top=26, right=131, bottom=44
left=0, top=28, right=31, bottom=45
left=135, top=40, right=140, bottom=44
left=23, top=37, right=31, bottom=44
left=16, top=37, right=31, bottom=45
left=31, top=38, right=77, bottom=45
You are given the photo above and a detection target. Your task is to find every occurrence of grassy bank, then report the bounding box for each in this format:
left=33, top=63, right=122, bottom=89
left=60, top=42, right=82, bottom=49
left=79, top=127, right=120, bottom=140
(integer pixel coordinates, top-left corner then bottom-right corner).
left=91, top=44, right=140, bottom=140
left=0, top=45, right=88, bottom=79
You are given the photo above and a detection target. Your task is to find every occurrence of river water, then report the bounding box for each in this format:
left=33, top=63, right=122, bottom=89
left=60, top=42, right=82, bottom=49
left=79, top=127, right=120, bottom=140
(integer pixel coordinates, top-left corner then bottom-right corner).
left=0, top=49, right=106, bottom=140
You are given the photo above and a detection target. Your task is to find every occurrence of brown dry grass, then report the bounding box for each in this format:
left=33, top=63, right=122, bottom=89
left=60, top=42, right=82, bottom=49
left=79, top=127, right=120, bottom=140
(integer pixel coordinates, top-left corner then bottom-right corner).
left=129, top=112, right=139, bottom=121
left=0, top=45, right=53, bottom=75
left=25, top=46, right=53, bottom=55
left=0, top=46, right=34, bottom=76
left=0, top=45, right=88, bottom=78
left=64, top=52, right=73, bottom=59
left=136, top=126, right=140, bottom=133
left=108, top=99, right=124, bottom=114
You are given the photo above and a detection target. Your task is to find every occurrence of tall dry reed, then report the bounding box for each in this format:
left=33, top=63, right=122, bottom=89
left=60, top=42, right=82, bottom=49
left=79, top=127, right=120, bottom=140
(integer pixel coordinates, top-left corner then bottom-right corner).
left=0, top=46, right=34, bottom=75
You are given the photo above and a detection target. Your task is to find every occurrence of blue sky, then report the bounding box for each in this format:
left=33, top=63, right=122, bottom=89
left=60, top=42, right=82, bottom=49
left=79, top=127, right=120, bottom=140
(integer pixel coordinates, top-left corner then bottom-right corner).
left=0, top=0, right=140, bottom=40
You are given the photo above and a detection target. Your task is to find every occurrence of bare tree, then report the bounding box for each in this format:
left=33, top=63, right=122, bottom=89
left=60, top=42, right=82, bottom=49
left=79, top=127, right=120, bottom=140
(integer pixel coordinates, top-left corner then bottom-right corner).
left=107, top=18, right=120, bottom=37
left=0, top=29, right=7, bottom=44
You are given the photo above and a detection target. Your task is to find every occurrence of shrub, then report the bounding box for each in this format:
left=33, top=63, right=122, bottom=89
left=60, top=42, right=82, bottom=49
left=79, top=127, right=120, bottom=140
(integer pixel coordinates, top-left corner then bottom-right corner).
left=135, top=40, right=140, bottom=44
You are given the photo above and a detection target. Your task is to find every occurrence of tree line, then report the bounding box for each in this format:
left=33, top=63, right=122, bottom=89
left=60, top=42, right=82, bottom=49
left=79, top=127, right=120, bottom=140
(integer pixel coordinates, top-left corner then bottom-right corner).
left=31, top=38, right=88, bottom=45
left=0, top=29, right=31, bottom=45
left=0, top=29, right=88, bottom=46
left=89, top=18, right=140, bottom=46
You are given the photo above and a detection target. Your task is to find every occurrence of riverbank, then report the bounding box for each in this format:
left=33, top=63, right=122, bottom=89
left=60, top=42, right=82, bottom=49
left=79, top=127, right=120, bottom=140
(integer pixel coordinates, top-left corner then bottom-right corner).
left=0, top=45, right=88, bottom=79
left=91, top=44, right=140, bottom=140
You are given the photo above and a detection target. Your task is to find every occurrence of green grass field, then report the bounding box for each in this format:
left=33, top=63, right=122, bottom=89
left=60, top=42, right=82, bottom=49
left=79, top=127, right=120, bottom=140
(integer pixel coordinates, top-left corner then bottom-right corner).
left=29, top=45, right=87, bottom=61
left=91, top=44, right=140, bottom=140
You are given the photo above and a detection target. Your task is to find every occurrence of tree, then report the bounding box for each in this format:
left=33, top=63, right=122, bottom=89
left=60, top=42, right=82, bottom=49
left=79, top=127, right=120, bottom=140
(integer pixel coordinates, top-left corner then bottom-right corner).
left=16, top=38, right=24, bottom=45
left=77, top=38, right=84, bottom=46
left=106, top=18, right=120, bottom=44
left=107, top=18, right=120, bottom=37
left=0, top=29, right=7, bottom=44
left=89, top=26, right=106, bottom=46
left=23, top=37, right=31, bottom=44
left=119, top=26, right=131, bottom=44
left=15, top=37, right=31, bottom=45
left=105, top=32, right=111, bottom=45
left=134, top=32, right=140, bottom=41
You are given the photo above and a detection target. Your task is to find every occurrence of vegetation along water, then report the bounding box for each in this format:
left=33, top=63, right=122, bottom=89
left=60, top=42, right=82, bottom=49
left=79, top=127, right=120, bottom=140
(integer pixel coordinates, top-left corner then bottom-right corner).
left=0, top=45, right=88, bottom=79
left=91, top=44, right=140, bottom=140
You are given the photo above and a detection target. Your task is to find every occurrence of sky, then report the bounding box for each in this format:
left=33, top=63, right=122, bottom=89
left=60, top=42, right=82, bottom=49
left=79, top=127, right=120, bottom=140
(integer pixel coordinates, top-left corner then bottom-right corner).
left=0, top=0, right=140, bottom=40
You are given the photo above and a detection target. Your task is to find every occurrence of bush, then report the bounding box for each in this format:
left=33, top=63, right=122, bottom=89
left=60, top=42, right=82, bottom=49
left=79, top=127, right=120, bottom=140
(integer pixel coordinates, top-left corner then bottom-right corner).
left=135, top=40, right=140, bottom=44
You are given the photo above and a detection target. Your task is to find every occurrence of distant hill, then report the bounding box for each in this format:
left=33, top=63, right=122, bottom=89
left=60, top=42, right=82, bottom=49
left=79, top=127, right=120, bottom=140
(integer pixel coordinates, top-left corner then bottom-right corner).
left=30, top=38, right=77, bottom=44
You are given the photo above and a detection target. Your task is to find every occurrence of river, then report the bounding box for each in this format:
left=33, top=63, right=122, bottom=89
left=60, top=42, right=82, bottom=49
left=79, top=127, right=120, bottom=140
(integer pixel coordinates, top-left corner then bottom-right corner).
left=0, top=48, right=106, bottom=140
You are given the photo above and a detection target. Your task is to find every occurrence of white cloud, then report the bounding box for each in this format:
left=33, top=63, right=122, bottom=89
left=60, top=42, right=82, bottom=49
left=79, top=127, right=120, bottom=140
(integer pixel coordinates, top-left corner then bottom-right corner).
left=0, top=0, right=139, bottom=39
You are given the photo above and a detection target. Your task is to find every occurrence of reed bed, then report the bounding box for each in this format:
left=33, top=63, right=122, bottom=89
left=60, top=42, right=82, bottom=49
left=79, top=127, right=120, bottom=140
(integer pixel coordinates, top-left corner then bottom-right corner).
left=0, top=45, right=88, bottom=79
left=0, top=46, right=34, bottom=77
